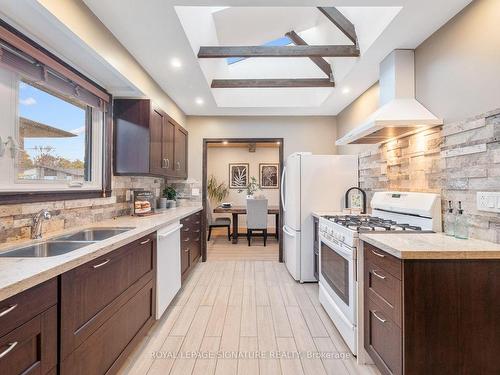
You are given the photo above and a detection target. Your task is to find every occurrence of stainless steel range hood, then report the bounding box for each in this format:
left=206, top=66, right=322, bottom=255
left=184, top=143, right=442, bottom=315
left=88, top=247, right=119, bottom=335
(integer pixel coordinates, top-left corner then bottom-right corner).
left=336, top=50, right=442, bottom=145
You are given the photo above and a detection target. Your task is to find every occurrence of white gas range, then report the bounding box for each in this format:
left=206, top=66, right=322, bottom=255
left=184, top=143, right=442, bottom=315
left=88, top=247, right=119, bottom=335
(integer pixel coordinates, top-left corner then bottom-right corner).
left=318, top=191, right=441, bottom=355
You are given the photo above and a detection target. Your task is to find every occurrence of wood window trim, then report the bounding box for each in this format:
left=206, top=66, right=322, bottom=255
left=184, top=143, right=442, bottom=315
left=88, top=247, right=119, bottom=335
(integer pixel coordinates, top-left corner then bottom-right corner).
left=0, top=20, right=112, bottom=205
left=0, top=19, right=109, bottom=103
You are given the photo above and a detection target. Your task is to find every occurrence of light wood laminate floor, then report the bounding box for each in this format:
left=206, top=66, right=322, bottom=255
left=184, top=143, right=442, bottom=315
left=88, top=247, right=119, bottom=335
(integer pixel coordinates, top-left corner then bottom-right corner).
left=207, top=233, right=279, bottom=261
left=118, top=260, right=379, bottom=375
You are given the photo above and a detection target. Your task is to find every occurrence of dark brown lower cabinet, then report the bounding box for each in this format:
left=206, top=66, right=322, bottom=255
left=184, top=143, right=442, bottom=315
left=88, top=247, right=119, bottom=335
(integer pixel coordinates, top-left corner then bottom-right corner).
left=60, top=233, right=156, bottom=374
left=60, top=280, right=154, bottom=375
left=0, top=280, right=57, bottom=375
left=180, top=211, right=202, bottom=281
left=363, top=241, right=500, bottom=375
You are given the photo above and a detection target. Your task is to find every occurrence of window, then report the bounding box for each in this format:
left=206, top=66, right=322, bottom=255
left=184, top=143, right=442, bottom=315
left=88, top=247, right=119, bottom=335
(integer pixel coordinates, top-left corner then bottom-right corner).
left=0, top=25, right=110, bottom=201
left=0, top=67, right=103, bottom=191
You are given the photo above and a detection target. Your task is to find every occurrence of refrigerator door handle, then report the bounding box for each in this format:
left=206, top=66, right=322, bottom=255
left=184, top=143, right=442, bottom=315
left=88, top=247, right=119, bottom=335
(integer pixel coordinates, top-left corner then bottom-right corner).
left=283, top=225, right=296, bottom=237
left=280, top=166, right=287, bottom=212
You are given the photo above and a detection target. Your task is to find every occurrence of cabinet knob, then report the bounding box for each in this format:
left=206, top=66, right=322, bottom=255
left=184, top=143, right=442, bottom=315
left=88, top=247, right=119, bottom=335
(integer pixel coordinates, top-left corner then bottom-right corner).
left=371, top=249, right=385, bottom=258
left=372, top=310, right=387, bottom=323
left=0, top=342, right=18, bottom=359
left=0, top=304, right=18, bottom=318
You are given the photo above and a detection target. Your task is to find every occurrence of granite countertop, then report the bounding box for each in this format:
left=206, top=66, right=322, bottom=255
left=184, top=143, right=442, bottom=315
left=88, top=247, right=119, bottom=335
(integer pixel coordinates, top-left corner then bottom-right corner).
left=0, top=205, right=203, bottom=301
left=360, top=232, right=500, bottom=260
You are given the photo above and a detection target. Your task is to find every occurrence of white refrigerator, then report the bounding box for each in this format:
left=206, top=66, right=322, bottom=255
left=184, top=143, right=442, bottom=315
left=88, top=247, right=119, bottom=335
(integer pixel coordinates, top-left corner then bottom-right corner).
left=281, top=152, right=358, bottom=282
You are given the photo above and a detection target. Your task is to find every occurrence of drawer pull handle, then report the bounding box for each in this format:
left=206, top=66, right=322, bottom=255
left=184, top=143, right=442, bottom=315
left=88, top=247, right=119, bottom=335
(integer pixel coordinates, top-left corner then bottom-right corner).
left=93, top=259, right=111, bottom=269
left=372, top=311, right=387, bottom=323
left=371, top=249, right=385, bottom=258
left=372, top=270, right=386, bottom=280
left=0, top=342, right=18, bottom=359
left=184, top=248, right=189, bottom=253
left=183, top=238, right=190, bottom=242
left=0, top=304, right=17, bottom=318
left=140, top=239, right=151, bottom=245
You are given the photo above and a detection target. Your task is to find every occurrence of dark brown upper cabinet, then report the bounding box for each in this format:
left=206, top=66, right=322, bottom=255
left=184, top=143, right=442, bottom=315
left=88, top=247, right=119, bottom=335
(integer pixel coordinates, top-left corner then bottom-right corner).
left=113, top=99, right=188, bottom=178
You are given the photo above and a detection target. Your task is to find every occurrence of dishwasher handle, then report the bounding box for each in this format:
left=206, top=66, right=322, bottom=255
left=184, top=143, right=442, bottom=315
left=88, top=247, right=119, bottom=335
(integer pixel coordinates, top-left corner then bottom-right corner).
left=158, top=224, right=183, bottom=238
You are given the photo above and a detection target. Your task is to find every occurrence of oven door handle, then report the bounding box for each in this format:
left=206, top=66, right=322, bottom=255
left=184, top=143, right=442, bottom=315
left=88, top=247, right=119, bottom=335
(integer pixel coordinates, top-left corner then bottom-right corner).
left=321, top=238, right=353, bottom=260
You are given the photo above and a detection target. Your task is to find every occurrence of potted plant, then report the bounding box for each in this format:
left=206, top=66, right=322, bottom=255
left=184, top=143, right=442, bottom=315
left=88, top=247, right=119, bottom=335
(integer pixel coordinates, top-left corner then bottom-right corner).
left=163, top=186, right=177, bottom=208
left=207, top=175, right=229, bottom=204
left=239, top=176, right=260, bottom=198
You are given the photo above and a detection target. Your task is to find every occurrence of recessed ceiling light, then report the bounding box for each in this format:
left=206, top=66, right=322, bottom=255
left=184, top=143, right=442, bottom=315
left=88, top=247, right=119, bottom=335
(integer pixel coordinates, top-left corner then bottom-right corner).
left=276, top=141, right=281, bottom=145
left=222, top=141, right=228, bottom=145
left=195, top=97, right=204, bottom=105
left=342, top=87, right=350, bottom=94
left=171, top=58, right=182, bottom=68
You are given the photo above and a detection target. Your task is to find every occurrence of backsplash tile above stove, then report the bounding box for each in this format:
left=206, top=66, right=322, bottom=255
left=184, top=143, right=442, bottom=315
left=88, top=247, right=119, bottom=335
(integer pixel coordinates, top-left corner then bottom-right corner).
left=359, top=108, right=500, bottom=243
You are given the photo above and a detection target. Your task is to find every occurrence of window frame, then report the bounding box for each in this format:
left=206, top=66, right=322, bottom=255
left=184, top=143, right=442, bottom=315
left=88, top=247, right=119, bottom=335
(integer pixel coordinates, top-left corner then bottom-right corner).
left=0, top=20, right=112, bottom=204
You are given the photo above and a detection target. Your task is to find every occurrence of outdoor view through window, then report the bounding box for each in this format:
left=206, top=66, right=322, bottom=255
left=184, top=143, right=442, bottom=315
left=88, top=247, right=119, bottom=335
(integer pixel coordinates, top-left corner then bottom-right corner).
left=18, top=81, right=88, bottom=183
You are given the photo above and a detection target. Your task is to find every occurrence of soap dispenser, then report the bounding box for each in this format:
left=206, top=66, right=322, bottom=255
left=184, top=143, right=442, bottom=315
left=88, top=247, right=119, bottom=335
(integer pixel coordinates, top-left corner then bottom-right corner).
left=454, top=201, right=469, bottom=239
left=444, top=201, right=455, bottom=236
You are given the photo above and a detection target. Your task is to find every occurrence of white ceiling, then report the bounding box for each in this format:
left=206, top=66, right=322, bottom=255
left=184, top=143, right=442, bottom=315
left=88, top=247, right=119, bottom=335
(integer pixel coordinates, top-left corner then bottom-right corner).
left=176, top=6, right=400, bottom=108
left=0, top=0, right=142, bottom=97
left=1, top=0, right=473, bottom=116
left=82, top=0, right=472, bottom=116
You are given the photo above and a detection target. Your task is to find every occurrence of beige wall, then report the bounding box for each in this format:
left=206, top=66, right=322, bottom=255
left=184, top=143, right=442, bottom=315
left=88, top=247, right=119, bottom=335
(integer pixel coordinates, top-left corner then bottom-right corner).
left=38, top=0, right=186, bottom=126
left=336, top=0, right=500, bottom=147
left=208, top=146, right=279, bottom=227
left=336, top=83, right=380, bottom=155
left=415, top=0, right=500, bottom=123
left=187, top=116, right=337, bottom=182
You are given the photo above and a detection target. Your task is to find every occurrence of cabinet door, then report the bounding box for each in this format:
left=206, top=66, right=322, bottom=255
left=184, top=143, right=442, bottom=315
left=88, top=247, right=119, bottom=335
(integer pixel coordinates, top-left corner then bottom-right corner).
left=190, top=212, right=201, bottom=263
left=60, top=281, right=154, bottom=375
left=180, top=228, right=191, bottom=276
left=162, top=119, right=176, bottom=176
left=0, top=306, right=57, bottom=375
left=174, top=125, right=188, bottom=178
left=60, top=235, right=155, bottom=359
left=365, top=297, right=402, bottom=375
left=150, top=109, right=164, bottom=175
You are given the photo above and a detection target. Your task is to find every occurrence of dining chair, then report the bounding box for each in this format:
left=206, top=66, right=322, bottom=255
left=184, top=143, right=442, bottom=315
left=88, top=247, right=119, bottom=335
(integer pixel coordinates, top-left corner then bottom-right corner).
left=207, top=200, right=231, bottom=241
left=246, top=198, right=268, bottom=246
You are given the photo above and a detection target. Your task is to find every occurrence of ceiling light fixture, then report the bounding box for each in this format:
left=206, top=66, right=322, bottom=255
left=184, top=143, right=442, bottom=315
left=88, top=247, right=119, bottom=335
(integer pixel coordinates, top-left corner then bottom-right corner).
left=195, top=97, right=204, bottom=105
left=342, top=87, right=350, bottom=94
left=171, top=58, right=182, bottom=68
left=222, top=141, right=228, bottom=145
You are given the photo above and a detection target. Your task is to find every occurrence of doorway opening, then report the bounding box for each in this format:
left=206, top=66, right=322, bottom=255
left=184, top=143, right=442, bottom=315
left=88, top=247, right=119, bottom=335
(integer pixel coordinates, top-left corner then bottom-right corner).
left=202, top=138, right=284, bottom=262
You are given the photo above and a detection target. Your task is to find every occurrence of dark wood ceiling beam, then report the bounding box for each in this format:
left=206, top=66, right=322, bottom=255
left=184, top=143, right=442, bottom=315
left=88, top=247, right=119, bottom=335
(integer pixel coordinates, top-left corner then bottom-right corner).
left=317, top=7, right=358, bottom=46
left=285, top=31, right=333, bottom=80
left=211, top=78, right=335, bottom=88
left=198, top=45, right=359, bottom=58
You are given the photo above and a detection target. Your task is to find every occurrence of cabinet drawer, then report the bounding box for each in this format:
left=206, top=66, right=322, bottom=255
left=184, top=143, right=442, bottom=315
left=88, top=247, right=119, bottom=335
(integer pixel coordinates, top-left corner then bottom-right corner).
left=365, top=297, right=402, bottom=375
left=0, top=305, right=57, bottom=375
left=365, top=243, right=402, bottom=280
left=61, top=280, right=154, bottom=375
left=61, top=234, right=154, bottom=358
left=365, top=261, right=402, bottom=327
left=0, top=279, right=57, bottom=339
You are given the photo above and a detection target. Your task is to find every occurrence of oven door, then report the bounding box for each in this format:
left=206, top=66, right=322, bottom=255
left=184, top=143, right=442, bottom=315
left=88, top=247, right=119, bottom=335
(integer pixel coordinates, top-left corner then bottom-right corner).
left=319, top=235, right=356, bottom=324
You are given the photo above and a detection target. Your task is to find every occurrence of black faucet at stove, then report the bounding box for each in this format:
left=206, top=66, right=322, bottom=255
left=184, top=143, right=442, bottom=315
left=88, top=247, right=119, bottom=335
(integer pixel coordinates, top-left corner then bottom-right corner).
left=344, top=187, right=367, bottom=214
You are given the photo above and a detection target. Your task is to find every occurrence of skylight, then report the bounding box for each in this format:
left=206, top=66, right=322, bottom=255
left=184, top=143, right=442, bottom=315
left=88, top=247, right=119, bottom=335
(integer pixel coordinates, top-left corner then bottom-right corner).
left=227, top=36, right=292, bottom=65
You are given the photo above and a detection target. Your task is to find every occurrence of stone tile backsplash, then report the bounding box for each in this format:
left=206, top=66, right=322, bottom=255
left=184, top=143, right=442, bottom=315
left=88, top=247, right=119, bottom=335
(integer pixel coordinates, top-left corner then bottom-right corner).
left=359, top=108, right=500, bottom=243
left=0, top=176, right=164, bottom=243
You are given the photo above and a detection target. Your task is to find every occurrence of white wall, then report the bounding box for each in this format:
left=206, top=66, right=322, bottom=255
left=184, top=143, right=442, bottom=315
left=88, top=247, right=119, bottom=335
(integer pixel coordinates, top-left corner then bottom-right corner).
left=187, top=116, right=337, bottom=182
left=208, top=146, right=279, bottom=227
left=336, top=0, right=500, bottom=153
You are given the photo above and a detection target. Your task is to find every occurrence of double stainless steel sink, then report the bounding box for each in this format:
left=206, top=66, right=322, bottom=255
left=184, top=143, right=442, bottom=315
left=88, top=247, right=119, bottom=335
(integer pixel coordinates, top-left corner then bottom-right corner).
left=0, top=227, right=134, bottom=258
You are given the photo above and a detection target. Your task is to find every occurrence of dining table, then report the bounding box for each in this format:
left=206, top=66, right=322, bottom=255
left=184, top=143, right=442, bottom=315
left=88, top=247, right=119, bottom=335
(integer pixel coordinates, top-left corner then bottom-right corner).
left=213, top=205, right=280, bottom=244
